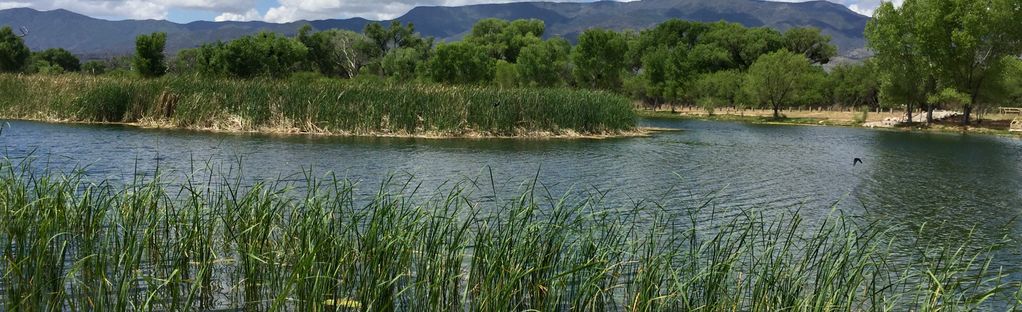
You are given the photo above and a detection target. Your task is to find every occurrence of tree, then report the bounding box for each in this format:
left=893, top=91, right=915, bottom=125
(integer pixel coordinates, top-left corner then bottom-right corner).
left=782, top=27, right=837, bottom=64
left=700, top=22, right=782, bottom=70
left=743, top=50, right=817, bottom=118
left=202, top=32, right=308, bottom=78
left=828, top=62, right=879, bottom=108
left=516, top=38, right=571, bottom=87
left=465, top=18, right=544, bottom=62
left=572, top=29, right=629, bottom=90
left=299, top=26, right=374, bottom=78
left=695, top=70, right=745, bottom=108
left=33, top=48, right=80, bottom=72
left=1005, top=58, right=1022, bottom=105
left=910, top=0, right=1022, bottom=125
left=82, top=60, right=107, bottom=75
left=134, top=32, right=167, bottom=77
left=0, top=26, right=30, bottom=72
left=364, top=21, right=432, bottom=56
left=493, top=60, right=520, bottom=88
left=426, top=42, right=494, bottom=84
left=866, top=1, right=933, bottom=123
left=380, top=47, right=424, bottom=81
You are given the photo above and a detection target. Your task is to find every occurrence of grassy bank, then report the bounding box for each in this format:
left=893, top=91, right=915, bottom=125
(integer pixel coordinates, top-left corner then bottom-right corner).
left=0, top=74, right=636, bottom=137
left=1, top=160, right=1017, bottom=311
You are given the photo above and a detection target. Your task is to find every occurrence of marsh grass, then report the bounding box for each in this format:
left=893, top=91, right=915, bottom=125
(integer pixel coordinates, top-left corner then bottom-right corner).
left=0, top=159, right=1018, bottom=311
left=0, top=74, right=636, bottom=136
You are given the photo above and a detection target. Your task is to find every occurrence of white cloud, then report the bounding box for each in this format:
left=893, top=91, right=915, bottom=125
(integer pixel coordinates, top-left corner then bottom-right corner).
left=215, top=8, right=261, bottom=21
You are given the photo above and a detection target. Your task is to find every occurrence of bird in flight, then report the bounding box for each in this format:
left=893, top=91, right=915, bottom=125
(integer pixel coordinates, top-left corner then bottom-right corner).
left=853, top=158, right=863, bottom=166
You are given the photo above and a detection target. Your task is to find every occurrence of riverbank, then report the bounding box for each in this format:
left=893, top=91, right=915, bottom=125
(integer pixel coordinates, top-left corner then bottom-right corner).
left=0, top=74, right=637, bottom=138
left=639, top=108, right=1022, bottom=137
left=1, top=159, right=1015, bottom=311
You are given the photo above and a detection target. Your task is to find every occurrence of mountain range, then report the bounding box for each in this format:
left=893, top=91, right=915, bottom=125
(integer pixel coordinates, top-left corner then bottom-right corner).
left=0, top=0, right=870, bottom=59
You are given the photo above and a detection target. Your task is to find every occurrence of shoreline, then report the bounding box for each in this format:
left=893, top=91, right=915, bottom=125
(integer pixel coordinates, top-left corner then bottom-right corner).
left=1, top=116, right=670, bottom=140
left=638, top=110, right=1022, bottom=138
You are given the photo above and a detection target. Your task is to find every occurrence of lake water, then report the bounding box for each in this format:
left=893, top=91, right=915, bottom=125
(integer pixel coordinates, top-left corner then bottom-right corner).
left=3, top=117, right=1022, bottom=268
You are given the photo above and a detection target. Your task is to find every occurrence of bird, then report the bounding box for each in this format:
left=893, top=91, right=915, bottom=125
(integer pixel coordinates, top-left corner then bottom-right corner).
left=853, top=158, right=863, bottom=166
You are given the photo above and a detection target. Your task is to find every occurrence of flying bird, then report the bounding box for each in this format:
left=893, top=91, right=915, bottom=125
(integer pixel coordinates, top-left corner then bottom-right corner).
left=853, top=158, right=863, bottom=166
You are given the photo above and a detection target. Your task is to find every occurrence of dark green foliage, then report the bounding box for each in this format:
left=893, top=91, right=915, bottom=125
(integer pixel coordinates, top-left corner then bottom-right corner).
left=0, top=26, right=30, bottom=72
left=744, top=50, right=817, bottom=118
left=134, top=32, right=167, bottom=77
left=782, top=27, right=837, bottom=64
left=81, top=61, right=106, bottom=75
left=828, top=62, right=879, bottom=108
left=379, top=47, right=424, bottom=81
left=516, top=38, right=571, bottom=88
left=426, top=42, right=494, bottom=85
left=572, top=29, right=629, bottom=90
left=298, top=26, right=375, bottom=78
left=694, top=70, right=745, bottom=107
left=192, top=32, right=308, bottom=78
left=363, top=21, right=433, bottom=56
left=465, top=18, right=544, bottom=62
left=32, top=48, right=80, bottom=72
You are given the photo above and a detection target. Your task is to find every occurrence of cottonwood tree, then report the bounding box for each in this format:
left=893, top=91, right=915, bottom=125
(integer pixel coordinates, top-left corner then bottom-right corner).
left=299, top=26, right=374, bottom=78
left=465, top=18, right=544, bottom=62
left=516, top=38, right=571, bottom=87
left=866, top=1, right=932, bottom=123
left=33, top=48, right=80, bottom=72
left=572, top=29, right=629, bottom=90
left=426, top=42, right=494, bottom=84
left=743, top=50, right=817, bottom=119
left=134, top=32, right=167, bottom=77
left=0, top=26, right=30, bottom=72
left=782, top=27, right=837, bottom=64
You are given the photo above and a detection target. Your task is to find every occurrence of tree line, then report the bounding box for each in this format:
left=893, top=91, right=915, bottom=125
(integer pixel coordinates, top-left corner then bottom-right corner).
left=1, top=2, right=1020, bottom=123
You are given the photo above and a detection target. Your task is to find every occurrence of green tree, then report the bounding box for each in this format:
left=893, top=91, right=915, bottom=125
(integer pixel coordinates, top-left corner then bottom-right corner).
left=701, top=22, right=782, bottom=70
left=216, top=32, right=308, bottom=78
left=866, top=1, right=933, bottom=123
left=299, top=26, right=375, bottom=78
left=364, top=21, right=432, bottom=56
left=743, top=50, right=817, bottom=118
left=33, top=48, right=80, bottom=72
left=1004, top=58, right=1022, bottom=105
left=910, top=0, right=1022, bottom=124
left=516, top=38, right=571, bottom=87
left=827, top=62, right=879, bottom=108
left=82, top=60, right=107, bottom=75
left=572, top=29, right=629, bottom=90
left=465, top=18, right=544, bottom=62
left=134, top=32, right=167, bottom=77
left=0, top=26, right=30, bottom=72
left=426, top=42, right=494, bottom=84
left=380, top=47, right=424, bottom=81
left=695, top=70, right=745, bottom=108
left=493, top=60, right=521, bottom=88
left=782, top=27, right=837, bottom=64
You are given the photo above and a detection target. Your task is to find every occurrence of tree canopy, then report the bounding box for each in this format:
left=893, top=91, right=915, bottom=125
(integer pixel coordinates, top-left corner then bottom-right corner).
left=0, top=26, right=30, bottom=73
left=134, top=32, right=167, bottom=78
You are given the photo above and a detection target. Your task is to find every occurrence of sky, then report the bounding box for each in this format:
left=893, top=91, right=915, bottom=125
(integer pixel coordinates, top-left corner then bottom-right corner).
left=0, top=0, right=899, bottom=23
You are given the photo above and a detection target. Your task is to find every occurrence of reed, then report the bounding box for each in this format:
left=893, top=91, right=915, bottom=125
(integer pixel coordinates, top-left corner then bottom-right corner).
left=0, top=74, right=636, bottom=136
left=0, top=159, right=1017, bottom=311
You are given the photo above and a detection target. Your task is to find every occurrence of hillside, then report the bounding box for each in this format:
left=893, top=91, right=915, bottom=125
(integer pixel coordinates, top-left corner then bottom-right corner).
left=0, top=0, right=869, bottom=58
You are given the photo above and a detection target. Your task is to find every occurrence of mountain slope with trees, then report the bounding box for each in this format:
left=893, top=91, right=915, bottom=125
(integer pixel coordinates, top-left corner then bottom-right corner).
left=0, top=0, right=868, bottom=57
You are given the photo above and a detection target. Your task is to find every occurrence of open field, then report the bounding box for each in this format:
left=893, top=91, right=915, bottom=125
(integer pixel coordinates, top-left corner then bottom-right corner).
left=0, top=74, right=637, bottom=138
left=0, top=160, right=1017, bottom=311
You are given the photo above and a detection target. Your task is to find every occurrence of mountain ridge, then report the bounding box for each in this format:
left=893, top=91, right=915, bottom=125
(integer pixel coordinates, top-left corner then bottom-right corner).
left=0, top=0, right=869, bottom=58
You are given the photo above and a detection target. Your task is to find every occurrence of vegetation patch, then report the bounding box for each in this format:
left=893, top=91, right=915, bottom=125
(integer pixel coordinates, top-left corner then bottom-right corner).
left=0, top=74, right=636, bottom=137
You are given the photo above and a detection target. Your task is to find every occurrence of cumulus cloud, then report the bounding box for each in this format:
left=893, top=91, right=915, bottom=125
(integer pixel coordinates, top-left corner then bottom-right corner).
left=215, top=8, right=261, bottom=21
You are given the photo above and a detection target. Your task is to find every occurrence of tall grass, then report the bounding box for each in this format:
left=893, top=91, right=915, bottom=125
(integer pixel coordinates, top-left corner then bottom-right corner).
left=0, top=159, right=1017, bottom=311
left=0, top=74, right=636, bottom=136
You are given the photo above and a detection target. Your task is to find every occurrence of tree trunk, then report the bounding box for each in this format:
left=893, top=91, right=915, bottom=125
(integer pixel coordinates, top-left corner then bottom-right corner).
left=906, top=103, right=913, bottom=123
left=963, top=106, right=972, bottom=126
left=773, top=103, right=781, bottom=119
left=926, top=105, right=934, bottom=125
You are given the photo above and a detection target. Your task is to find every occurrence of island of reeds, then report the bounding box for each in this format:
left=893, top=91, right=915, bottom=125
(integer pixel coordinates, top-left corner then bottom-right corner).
left=0, top=74, right=637, bottom=137
left=0, top=160, right=1018, bottom=311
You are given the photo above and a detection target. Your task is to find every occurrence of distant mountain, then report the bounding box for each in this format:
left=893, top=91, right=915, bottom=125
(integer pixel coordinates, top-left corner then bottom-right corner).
left=0, top=0, right=870, bottom=59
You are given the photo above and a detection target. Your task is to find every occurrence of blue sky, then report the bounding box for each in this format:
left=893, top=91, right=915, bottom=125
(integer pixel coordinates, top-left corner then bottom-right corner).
left=0, top=0, right=897, bottom=23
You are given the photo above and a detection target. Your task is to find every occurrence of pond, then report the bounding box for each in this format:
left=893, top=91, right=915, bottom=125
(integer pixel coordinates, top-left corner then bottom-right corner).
left=3, top=117, right=1022, bottom=308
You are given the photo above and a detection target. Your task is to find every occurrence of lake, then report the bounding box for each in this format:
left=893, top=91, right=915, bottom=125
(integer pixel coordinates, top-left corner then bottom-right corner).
left=3, top=117, right=1022, bottom=276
